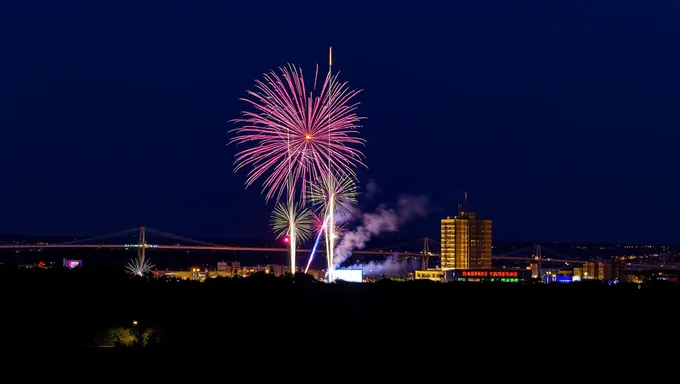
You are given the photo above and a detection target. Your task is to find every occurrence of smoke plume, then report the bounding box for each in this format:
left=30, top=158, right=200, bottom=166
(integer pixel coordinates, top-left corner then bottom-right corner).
left=341, top=256, right=420, bottom=277
left=333, top=195, right=429, bottom=268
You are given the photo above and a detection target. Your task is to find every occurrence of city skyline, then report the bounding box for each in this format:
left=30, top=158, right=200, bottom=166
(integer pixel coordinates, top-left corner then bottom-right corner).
left=2, top=1, right=679, bottom=243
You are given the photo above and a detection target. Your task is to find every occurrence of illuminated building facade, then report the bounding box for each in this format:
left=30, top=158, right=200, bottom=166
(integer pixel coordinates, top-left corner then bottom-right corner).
left=414, top=268, right=529, bottom=283
left=449, top=269, right=529, bottom=283
left=414, top=269, right=445, bottom=282
left=441, top=208, right=492, bottom=270
left=238, top=264, right=289, bottom=276
left=574, top=260, right=624, bottom=281
left=217, top=261, right=241, bottom=277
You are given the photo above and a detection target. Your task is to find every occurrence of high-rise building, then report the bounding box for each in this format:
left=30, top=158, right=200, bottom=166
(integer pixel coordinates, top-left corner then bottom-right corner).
left=440, top=199, right=492, bottom=270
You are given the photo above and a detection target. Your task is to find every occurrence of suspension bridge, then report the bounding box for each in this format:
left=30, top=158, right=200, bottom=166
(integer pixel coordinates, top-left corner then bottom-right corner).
left=376, top=237, right=680, bottom=271
left=0, top=227, right=677, bottom=270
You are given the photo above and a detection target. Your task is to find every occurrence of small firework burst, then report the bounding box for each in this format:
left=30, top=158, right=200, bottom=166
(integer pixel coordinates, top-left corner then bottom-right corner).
left=125, top=257, right=155, bottom=277
left=309, top=173, right=359, bottom=216
left=270, top=202, right=314, bottom=243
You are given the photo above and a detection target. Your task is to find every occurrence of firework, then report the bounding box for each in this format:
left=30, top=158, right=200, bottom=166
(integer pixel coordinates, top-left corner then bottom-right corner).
left=230, top=64, right=365, bottom=202
left=304, top=213, right=330, bottom=274
left=304, top=205, right=349, bottom=276
left=309, top=173, right=358, bottom=215
left=305, top=211, right=348, bottom=275
left=309, top=173, right=359, bottom=281
left=231, top=60, right=365, bottom=274
left=271, top=201, right=314, bottom=243
left=125, top=257, right=155, bottom=277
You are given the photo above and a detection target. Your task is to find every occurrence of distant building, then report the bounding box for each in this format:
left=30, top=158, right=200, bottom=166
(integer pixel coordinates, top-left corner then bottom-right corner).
left=154, top=269, right=202, bottom=280
left=581, top=262, right=600, bottom=280
left=542, top=269, right=574, bottom=283
left=449, top=269, right=529, bottom=283
left=574, top=259, right=624, bottom=282
left=238, top=264, right=291, bottom=277
left=153, top=262, right=298, bottom=281
left=217, top=261, right=240, bottom=277
left=414, top=269, right=445, bottom=282
left=414, top=268, right=529, bottom=283
left=572, top=267, right=583, bottom=281
left=441, top=198, right=492, bottom=270
left=601, top=259, right=625, bottom=281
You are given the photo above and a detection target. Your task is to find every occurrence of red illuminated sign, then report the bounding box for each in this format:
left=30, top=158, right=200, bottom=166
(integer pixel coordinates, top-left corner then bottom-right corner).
left=462, top=271, right=486, bottom=277
left=490, top=271, right=517, bottom=277
left=461, top=270, right=518, bottom=278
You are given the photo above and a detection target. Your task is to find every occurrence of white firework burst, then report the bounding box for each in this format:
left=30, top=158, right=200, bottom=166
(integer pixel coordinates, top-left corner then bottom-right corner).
left=125, top=257, right=155, bottom=277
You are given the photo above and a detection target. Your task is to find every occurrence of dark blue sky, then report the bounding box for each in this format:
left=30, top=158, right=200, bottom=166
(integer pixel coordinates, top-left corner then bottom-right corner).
left=1, top=1, right=678, bottom=243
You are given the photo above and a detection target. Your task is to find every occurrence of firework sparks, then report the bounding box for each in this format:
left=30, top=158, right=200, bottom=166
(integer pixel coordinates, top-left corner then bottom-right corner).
left=125, top=257, right=155, bottom=277
left=309, top=173, right=358, bottom=216
left=270, top=202, right=314, bottom=243
left=309, top=173, right=358, bottom=280
left=312, top=211, right=348, bottom=237
left=230, top=64, right=365, bottom=202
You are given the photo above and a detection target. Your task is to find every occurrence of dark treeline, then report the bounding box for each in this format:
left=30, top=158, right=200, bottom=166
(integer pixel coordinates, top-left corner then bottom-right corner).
left=2, top=266, right=679, bottom=354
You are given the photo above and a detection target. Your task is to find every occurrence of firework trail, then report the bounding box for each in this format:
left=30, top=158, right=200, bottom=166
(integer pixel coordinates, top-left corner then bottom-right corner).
left=230, top=64, right=365, bottom=203
left=309, top=173, right=358, bottom=280
left=311, top=210, right=351, bottom=236
left=304, top=213, right=331, bottom=274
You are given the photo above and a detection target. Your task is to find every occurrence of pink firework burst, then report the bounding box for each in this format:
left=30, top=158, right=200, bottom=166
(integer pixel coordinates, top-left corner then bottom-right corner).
left=230, top=64, right=365, bottom=202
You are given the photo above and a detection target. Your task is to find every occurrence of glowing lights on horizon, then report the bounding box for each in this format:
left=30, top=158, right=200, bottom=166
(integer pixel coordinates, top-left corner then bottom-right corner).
left=124, top=244, right=158, bottom=248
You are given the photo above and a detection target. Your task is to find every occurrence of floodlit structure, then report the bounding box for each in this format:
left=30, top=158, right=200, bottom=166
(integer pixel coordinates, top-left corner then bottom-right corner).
left=441, top=195, right=492, bottom=270
left=333, top=269, right=363, bottom=283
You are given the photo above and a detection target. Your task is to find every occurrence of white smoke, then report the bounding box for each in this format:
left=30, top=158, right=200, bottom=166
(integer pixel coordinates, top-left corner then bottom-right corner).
left=341, top=256, right=420, bottom=277
left=333, top=195, right=429, bottom=268
left=334, top=205, right=360, bottom=226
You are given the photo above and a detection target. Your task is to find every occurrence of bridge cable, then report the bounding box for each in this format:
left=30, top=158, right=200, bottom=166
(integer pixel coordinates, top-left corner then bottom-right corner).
left=493, top=245, right=540, bottom=258
left=144, top=228, right=222, bottom=247
left=538, top=245, right=579, bottom=261
left=56, top=228, right=141, bottom=245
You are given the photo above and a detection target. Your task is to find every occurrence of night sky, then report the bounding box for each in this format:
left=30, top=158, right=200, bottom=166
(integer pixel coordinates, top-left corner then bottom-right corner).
left=1, top=1, right=679, bottom=243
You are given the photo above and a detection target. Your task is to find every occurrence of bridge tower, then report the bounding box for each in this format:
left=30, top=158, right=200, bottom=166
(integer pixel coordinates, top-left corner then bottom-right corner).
left=138, top=226, right=147, bottom=265
left=422, top=237, right=431, bottom=270
left=531, top=244, right=542, bottom=278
